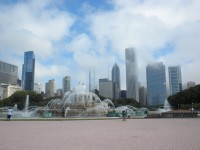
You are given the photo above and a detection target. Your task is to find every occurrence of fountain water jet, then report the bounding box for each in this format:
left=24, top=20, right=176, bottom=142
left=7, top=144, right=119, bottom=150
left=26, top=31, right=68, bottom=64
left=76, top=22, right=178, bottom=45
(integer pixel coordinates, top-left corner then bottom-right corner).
left=157, top=99, right=172, bottom=113
left=45, top=82, right=113, bottom=117
left=0, top=82, right=149, bottom=118
left=24, top=95, right=29, bottom=117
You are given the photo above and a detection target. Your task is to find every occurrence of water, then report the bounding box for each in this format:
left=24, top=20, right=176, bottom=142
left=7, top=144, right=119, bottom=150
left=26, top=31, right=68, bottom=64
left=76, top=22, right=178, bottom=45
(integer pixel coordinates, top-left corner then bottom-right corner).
left=0, top=82, right=149, bottom=118
left=46, top=82, right=113, bottom=117
left=24, top=95, right=29, bottom=117
left=157, top=99, right=172, bottom=113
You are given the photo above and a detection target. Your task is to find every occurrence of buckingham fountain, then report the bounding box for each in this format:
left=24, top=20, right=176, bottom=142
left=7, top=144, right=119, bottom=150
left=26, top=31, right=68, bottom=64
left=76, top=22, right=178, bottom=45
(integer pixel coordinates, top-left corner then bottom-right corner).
left=0, top=82, right=149, bottom=119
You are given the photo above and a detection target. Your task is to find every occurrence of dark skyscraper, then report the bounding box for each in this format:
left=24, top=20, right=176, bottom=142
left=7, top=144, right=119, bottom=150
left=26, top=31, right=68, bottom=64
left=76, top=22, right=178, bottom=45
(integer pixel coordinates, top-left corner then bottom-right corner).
left=112, top=63, right=120, bottom=100
left=22, top=51, right=35, bottom=91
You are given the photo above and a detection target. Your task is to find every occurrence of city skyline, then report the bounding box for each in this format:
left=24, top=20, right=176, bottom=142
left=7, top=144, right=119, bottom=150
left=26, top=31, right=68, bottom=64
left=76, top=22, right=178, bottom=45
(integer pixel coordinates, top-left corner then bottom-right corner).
left=0, top=0, right=200, bottom=91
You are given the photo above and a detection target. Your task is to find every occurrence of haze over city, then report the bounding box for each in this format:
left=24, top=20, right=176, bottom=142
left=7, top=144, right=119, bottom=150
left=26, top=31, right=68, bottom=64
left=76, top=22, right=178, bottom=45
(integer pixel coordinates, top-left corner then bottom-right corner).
left=0, top=0, right=199, bottom=91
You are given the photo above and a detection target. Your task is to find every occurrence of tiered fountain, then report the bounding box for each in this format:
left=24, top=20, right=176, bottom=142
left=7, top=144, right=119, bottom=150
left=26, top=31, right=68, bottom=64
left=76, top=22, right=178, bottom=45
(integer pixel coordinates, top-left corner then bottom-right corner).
left=44, top=82, right=115, bottom=117
left=0, top=82, right=149, bottom=119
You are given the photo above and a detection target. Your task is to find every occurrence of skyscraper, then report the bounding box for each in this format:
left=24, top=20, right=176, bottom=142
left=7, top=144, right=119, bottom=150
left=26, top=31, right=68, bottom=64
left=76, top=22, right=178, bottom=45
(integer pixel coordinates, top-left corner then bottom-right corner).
left=125, top=47, right=139, bottom=101
left=99, top=78, right=113, bottom=99
left=146, top=62, right=167, bottom=106
left=168, top=66, right=182, bottom=95
left=89, top=69, right=95, bottom=93
left=22, top=51, right=35, bottom=91
left=63, top=76, right=71, bottom=93
left=45, top=79, right=55, bottom=98
left=112, top=63, right=120, bottom=100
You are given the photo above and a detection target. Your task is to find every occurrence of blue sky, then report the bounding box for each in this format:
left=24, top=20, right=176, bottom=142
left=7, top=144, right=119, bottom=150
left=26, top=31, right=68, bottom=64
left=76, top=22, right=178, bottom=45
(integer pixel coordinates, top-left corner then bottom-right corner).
left=0, top=0, right=200, bottom=91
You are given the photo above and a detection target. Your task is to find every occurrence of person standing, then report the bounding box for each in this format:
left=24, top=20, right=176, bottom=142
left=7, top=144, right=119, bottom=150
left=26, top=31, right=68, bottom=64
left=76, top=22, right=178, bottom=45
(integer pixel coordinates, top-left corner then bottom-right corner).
left=7, top=107, right=13, bottom=121
left=122, top=109, right=127, bottom=121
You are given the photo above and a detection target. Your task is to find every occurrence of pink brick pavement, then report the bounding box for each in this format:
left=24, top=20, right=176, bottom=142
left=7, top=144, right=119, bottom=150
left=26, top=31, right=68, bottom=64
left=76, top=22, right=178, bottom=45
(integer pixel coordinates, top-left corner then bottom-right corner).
left=0, top=119, right=200, bottom=150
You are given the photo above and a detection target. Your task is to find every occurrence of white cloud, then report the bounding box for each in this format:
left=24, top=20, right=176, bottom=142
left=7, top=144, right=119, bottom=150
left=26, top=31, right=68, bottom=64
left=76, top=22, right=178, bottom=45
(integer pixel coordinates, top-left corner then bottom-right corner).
left=84, top=0, right=200, bottom=89
left=1, top=0, right=200, bottom=91
left=0, top=0, right=75, bottom=59
left=0, top=0, right=75, bottom=90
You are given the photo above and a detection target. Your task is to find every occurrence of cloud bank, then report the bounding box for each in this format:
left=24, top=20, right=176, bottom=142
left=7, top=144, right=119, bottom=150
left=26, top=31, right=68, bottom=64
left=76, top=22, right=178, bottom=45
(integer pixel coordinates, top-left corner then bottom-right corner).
left=0, top=0, right=199, bottom=90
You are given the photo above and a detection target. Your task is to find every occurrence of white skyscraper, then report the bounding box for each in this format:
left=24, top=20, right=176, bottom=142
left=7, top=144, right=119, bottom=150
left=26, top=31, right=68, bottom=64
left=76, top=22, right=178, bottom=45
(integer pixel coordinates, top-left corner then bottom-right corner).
left=125, top=47, right=139, bottom=101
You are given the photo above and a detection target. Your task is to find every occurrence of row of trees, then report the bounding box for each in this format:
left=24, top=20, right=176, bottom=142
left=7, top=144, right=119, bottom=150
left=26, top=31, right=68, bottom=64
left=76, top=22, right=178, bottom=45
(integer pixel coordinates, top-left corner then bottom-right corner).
left=97, top=93, right=140, bottom=108
left=0, top=91, right=45, bottom=110
left=168, top=84, right=200, bottom=109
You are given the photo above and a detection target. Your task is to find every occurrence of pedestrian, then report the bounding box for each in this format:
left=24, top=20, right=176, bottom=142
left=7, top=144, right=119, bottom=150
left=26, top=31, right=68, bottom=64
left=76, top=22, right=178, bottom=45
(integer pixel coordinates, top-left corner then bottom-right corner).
left=122, top=109, right=127, bottom=121
left=7, top=107, right=13, bottom=121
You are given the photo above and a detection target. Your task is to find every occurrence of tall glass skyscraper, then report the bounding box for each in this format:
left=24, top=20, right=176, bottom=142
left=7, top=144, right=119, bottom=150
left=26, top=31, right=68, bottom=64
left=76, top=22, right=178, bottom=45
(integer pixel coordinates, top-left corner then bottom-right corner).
left=112, top=63, right=120, bottom=100
left=146, top=62, right=166, bottom=106
left=168, top=66, right=182, bottom=95
left=125, top=47, right=139, bottom=101
left=22, top=51, right=35, bottom=91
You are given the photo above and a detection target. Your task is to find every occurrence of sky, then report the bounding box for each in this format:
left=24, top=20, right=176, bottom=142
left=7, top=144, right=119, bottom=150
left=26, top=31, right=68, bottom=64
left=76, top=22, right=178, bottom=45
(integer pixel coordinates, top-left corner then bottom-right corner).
left=0, top=0, right=200, bottom=91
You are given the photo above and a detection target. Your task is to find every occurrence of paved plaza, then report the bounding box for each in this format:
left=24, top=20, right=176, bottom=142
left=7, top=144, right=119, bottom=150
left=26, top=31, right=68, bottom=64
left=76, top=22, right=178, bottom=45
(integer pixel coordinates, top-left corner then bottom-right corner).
left=0, top=118, right=200, bottom=150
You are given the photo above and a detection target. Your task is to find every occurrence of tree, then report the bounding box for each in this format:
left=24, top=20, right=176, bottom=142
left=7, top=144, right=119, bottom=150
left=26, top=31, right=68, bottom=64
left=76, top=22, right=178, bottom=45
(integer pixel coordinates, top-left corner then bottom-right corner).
left=168, top=84, right=200, bottom=109
left=1, top=91, right=43, bottom=110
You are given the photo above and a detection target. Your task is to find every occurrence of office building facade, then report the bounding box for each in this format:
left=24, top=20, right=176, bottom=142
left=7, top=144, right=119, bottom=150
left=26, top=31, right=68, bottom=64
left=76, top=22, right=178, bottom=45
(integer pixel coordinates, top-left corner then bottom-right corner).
left=63, top=76, right=71, bottom=93
left=0, top=84, right=20, bottom=100
left=34, top=83, right=42, bottom=94
left=125, top=47, right=139, bottom=101
left=99, top=78, right=113, bottom=99
left=146, top=62, right=167, bottom=106
left=0, top=60, right=18, bottom=85
left=22, top=51, right=35, bottom=91
left=168, top=66, right=182, bottom=95
left=112, top=63, right=121, bottom=100
left=45, top=79, right=55, bottom=98
left=89, top=69, right=95, bottom=93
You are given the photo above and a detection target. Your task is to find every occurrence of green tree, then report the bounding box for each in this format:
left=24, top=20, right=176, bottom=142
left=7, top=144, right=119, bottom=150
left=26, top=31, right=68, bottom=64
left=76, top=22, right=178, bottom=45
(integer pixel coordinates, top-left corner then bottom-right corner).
left=168, top=84, right=200, bottom=109
left=2, top=91, right=43, bottom=110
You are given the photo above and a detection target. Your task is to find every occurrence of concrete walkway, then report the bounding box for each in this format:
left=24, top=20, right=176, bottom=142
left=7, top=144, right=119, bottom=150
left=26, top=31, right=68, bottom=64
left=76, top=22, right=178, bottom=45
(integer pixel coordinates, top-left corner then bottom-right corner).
left=0, top=119, right=200, bottom=150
